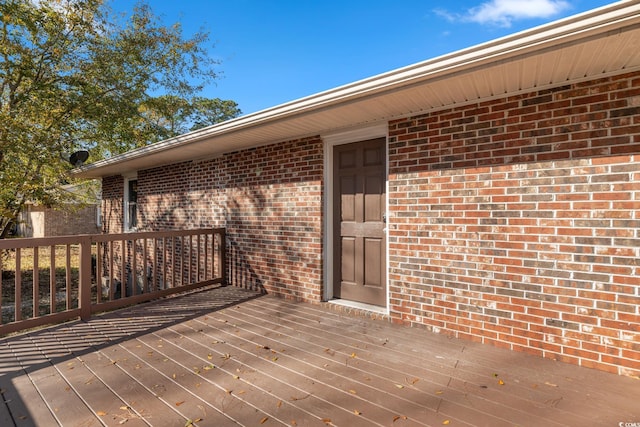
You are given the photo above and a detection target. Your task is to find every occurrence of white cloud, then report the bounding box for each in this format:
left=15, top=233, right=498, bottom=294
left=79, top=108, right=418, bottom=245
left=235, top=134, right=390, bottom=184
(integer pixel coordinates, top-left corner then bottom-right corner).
left=437, top=0, right=571, bottom=28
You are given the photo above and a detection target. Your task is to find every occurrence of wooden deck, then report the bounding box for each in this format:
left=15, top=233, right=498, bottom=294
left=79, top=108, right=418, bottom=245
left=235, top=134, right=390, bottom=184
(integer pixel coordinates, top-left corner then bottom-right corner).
left=0, top=286, right=638, bottom=426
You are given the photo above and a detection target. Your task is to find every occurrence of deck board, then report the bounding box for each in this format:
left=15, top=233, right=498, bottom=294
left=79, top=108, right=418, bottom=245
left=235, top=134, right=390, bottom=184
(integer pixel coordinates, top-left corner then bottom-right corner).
left=227, top=299, right=557, bottom=426
left=0, top=286, right=638, bottom=426
left=228, top=302, right=545, bottom=419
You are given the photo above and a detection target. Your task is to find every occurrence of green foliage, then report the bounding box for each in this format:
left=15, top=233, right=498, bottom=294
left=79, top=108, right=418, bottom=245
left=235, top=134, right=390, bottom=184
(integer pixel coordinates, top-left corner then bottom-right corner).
left=0, top=0, right=240, bottom=237
left=139, top=95, right=242, bottom=143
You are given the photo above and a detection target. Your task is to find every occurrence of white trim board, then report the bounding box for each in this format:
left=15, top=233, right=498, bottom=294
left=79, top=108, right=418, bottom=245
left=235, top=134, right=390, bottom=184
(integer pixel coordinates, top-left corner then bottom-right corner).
left=322, top=124, right=390, bottom=314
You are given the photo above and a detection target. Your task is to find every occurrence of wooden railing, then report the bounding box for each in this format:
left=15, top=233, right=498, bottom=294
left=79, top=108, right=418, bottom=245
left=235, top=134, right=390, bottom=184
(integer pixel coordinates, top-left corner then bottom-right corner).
left=0, top=228, right=226, bottom=336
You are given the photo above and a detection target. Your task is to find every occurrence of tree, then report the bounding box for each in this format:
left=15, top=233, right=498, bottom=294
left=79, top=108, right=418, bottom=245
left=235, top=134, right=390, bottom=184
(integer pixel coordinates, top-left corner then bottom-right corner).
left=139, top=95, right=242, bottom=143
left=0, top=0, right=239, bottom=238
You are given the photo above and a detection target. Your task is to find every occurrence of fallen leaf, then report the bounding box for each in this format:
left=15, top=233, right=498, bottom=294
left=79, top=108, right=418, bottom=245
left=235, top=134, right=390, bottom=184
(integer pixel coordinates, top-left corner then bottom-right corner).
left=393, top=415, right=408, bottom=422
left=544, top=381, right=558, bottom=387
left=395, top=384, right=404, bottom=389
left=291, top=421, right=297, bottom=426
left=260, top=417, right=269, bottom=424
left=348, top=389, right=357, bottom=394
left=498, top=379, right=505, bottom=385
left=322, top=419, right=332, bottom=425
left=435, top=390, right=443, bottom=395
left=406, top=377, right=420, bottom=385
left=272, top=357, right=279, bottom=361
left=353, top=409, right=361, bottom=415
left=96, top=411, right=107, bottom=416
left=175, top=401, right=184, bottom=406
left=443, top=420, right=450, bottom=425
left=207, top=353, right=213, bottom=360
left=350, top=352, right=357, bottom=358
left=119, top=406, right=129, bottom=410
left=233, top=375, right=240, bottom=380
left=277, top=400, right=282, bottom=408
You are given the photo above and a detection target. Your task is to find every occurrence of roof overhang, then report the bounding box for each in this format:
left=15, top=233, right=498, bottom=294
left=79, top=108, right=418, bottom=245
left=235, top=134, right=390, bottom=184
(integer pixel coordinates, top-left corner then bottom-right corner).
left=74, top=0, right=640, bottom=179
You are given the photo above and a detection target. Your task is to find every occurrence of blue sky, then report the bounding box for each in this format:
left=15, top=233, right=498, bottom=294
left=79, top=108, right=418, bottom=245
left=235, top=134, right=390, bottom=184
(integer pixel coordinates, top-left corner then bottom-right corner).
left=112, top=0, right=617, bottom=115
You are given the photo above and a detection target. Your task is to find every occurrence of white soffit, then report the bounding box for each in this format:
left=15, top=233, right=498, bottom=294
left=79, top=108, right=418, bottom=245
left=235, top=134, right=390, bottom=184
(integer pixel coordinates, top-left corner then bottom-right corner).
left=74, top=0, right=640, bottom=179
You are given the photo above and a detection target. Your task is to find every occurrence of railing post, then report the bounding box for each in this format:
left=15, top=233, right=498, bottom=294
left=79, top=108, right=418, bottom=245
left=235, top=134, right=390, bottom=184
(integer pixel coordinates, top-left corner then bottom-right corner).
left=79, top=236, right=92, bottom=321
left=220, top=229, right=227, bottom=286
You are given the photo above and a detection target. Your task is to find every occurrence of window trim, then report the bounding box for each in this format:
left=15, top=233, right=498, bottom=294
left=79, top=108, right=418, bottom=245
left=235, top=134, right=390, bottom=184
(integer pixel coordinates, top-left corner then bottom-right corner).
left=124, top=175, right=138, bottom=232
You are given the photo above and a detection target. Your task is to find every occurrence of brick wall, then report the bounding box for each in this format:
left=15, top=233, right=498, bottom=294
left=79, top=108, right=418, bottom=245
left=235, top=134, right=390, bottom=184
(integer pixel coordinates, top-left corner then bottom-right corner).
left=388, top=73, right=640, bottom=377
left=119, top=137, right=324, bottom=301
left=44, top=205, right=99, bottom=236
left=17, top=204, right=99, bottom=237
left=102, top=175, right=124, bottom=233
left=100, top=72, right=640, bottom=378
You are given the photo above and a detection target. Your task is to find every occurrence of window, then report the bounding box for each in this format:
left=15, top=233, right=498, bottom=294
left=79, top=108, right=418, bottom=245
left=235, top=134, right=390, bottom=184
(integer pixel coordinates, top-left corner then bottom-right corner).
left=96, top=204, right=102, bottom=228
left=124, top=178, right=138, bottom=231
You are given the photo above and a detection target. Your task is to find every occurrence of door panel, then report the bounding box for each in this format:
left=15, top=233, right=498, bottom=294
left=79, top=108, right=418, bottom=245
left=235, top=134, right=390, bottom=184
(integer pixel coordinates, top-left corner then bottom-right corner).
left=364, top=237, right=383, bottom=287
left=340, top=176, right=356, bottom=222
left=364, top=174, right=383, bottom=222
left=341, top=237, right=356, bottom=283
left=333, top=138, right=386, bottom=306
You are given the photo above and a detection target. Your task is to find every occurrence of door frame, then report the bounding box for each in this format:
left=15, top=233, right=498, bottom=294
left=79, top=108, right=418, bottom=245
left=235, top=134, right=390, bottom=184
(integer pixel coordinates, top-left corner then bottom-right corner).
left=322, top=124, right=389, bottom=311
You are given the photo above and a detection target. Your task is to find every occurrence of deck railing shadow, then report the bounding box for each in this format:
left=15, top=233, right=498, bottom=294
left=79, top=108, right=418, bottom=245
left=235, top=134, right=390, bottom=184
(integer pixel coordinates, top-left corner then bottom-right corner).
left=0, top=285, right=264, bottom=425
